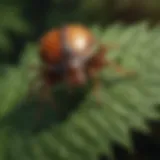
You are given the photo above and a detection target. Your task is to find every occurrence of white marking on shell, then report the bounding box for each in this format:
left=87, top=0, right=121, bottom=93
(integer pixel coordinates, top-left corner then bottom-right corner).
left=70, top=58, right=81, bottom=68
left=74, top=35, right=87, bottom=52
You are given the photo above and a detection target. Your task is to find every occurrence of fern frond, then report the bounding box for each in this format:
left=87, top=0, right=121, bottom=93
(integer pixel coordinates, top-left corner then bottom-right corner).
left=0, top=22, right=159, bottom=160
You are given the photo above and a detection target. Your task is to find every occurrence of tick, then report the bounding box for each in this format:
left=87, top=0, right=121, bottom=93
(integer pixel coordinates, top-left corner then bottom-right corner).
left=28, top=24, right=135, bottom=121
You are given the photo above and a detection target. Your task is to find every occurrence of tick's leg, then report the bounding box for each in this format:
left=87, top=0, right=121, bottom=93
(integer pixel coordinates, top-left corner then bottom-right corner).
left=35, top=82, right=56, bottom=122
left=28, top=65, right=42, bottom=72
left=97, top=45, right=135, bottom=76
left=27, top=76, right=42, bottom=101
left=105, top=43, right=119, bottom=50
left=88, top=68, right=103, bottom=107
left=27, top=64, right=44, bottom=99
left=107, top=61, right=136, bottom=76
left=92, top=77, right=103, bottom=107
left=32, top=82, right=56, bottom=131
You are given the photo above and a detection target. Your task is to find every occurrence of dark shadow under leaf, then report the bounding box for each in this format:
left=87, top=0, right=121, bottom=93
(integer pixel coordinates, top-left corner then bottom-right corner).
left=0, top=83, right=91, bottom=135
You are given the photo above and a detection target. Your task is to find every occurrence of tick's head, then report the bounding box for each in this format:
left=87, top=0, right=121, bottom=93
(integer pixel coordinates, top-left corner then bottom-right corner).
left=65, top=58, right=87, bottom=87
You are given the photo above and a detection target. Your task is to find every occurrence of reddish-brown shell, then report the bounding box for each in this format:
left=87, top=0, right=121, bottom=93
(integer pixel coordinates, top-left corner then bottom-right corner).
left=40, top=29, right=62, bottom=64
left=63, top=24, right=96, bottom=57
left=40, top=24, right=96, bottom=65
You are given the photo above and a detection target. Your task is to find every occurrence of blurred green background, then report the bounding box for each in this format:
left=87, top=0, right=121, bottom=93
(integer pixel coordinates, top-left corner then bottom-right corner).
left=0, top=0, right=160, bottom=160
left=1, top=0, right=160, bottom=65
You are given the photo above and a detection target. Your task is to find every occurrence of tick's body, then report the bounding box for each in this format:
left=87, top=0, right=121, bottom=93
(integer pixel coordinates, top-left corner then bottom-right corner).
left=29, top=24, right=135, bottom=122
left=40, top=25, right=96, bottom=64
left=39, top=24, right=107, bottom=87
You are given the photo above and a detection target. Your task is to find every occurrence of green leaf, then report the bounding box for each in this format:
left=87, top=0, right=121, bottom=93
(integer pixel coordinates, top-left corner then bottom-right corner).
left=0, top=22, right=160, bottom=160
